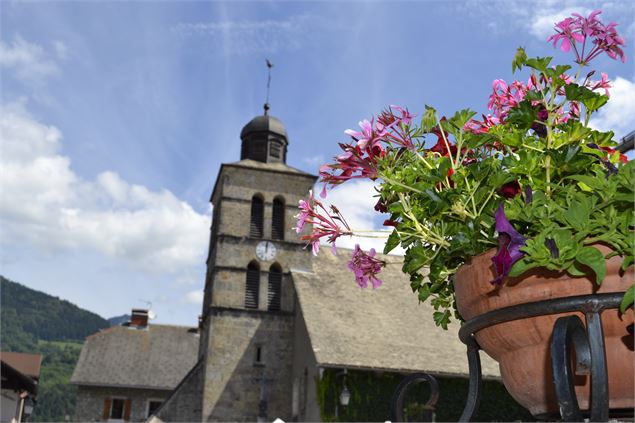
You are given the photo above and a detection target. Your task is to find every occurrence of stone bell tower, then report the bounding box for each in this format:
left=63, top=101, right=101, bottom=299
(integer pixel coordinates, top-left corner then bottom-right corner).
left=198, top=110, right=317, bottom=421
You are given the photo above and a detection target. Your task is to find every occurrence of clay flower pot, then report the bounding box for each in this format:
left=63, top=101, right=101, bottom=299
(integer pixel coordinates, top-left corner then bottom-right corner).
left=454, top=245, right=634, bottom=417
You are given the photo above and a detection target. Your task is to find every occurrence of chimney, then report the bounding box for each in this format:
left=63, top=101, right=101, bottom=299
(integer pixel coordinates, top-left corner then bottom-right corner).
left=130, top=309, right=149, bottom=328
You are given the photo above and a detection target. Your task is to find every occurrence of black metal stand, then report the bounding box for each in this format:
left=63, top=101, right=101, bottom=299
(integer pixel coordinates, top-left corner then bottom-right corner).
left=391, top=292, right=631, bottom=422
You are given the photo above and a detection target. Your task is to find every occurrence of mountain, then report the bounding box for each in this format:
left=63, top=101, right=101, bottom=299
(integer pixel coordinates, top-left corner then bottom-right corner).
left=1, top=276, right=110, bottom=351
left=0, top=275, right=110, bottom=421
left=107, top=314, right=131, bottom=326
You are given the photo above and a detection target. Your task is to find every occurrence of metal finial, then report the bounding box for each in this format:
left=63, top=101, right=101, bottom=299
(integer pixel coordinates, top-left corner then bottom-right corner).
left=264, top=59, right=273, bottom=115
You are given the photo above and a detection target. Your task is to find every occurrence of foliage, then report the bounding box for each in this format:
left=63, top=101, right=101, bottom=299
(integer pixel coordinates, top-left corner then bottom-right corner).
left=29, top=341, right=83, bottom=422
left=315, top=368, right=532, bottom=422
left=300, top=11, right=634, bottom=327
left=1, top=276, right=110, bottom=346
left=1, top=276, right=110, bottom=422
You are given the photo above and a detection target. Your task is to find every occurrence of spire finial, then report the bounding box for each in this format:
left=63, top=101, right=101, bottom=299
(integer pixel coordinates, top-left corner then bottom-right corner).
left=264, top=58, right=273, bottom=115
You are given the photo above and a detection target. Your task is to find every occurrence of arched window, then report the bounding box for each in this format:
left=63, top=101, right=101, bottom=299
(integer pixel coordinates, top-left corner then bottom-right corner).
left=272, top=197, right=285, bottom=240
left=245, top=261, right=260, bottom=309
left=268, top=263, right=282, bottom=311
left=250, top=195, right=264, bottom=238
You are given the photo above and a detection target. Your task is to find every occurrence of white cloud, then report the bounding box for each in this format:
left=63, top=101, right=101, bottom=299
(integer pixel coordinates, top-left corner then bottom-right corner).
left=183, top=290, right=204, bottom=305
left=0, top=101, right=210, bottom=274
left=461, top=1, right=632, bottom=40
left=0, top=36, right=63, bottom=85
left=171, top=14, right=315, bottom=55
left=318, top=180, right=404, bottom=256
left=302, top=154, right=325, bottom=170
left=529, top=7, right=590, bottom=40
left=589, top=76, right=635, bottom=139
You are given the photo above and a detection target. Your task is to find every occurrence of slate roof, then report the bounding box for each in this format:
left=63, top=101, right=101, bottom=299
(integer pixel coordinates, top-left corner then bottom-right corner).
left=292, top=249, right=501, bottom=379
left=70, top=324, right=199, bottom=390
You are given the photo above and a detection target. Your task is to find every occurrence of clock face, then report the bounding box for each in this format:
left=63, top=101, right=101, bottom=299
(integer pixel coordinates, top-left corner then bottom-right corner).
left=256, top=241, right=277, bottom=261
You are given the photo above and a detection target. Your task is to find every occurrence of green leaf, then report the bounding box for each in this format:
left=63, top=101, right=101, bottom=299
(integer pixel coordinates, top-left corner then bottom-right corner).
left=576, top=247, right=607, bottom=284
left=383, top=230, right=400, bottom=254
left=433, top=310, right=451, bottom=329
left=512, top=47, right=527, bottom=73
left=422, top=105, right=437, bottom=132
left=509, top=257, right=539, bottom=277
left=524, top=56, right=552, bottom=72
left=619, top=285, right=634, bottom=313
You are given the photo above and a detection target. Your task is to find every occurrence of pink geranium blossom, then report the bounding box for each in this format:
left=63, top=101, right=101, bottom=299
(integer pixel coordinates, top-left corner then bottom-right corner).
left=295, top=191, right=352, bottom=255
left=348, top=244, right=385, bottom=289
left=547, top=10, right=626, bottom=64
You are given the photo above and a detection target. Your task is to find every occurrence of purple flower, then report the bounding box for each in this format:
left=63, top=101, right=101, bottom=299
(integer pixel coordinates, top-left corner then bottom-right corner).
left=491, top=204, right=527, bottom=286
left=348, top=244, right=385, bottom=289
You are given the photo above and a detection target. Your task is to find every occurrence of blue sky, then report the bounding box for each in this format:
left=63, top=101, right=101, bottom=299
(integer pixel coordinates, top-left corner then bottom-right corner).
left=1, top=0, right=634, bottom=325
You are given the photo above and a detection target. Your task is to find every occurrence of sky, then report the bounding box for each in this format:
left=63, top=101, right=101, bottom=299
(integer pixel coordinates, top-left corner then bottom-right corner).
left=1, top=0, right=634, bottom=325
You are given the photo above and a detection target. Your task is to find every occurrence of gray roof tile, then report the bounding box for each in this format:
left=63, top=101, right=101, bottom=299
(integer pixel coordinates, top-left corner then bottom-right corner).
left=71, top=324, right=199, bottom=389
left=292, top=249, right=500, bottom=378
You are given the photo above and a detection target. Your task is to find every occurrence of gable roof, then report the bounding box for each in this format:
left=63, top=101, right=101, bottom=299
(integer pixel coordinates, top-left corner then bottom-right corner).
left=71, top=324, right=199, bottom=390
left=291, top=249, right=500, bottom=379
left=0, top=351, right=42, bottom=380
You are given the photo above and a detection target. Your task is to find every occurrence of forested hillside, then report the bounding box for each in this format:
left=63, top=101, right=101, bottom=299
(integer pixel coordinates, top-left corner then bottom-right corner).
left=0, top=276, right=110, bottom=421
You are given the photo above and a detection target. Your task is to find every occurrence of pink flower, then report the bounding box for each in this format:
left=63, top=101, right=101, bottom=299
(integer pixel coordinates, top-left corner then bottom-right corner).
left=295, top=192, right=352, bottom=256
left=348, top=244, right=385, bottom=289
left=548, top=10, right=627, bottom=64
left=345, top=118, right=387, bottom=150
left=590, top=72, right=611, bottom=96
left=487, top=79, right=529, bottom=120
left=464, top=114, right=500, bottom=134
left=319, top=141, right=384, bottom=196
left=377, top=106, right=417, bottom=150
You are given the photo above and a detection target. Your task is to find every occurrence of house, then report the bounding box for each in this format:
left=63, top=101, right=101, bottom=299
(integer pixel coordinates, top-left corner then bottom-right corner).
left=1, top=352, right=41, bottom=423
left=70, top=310, right=198, bottom=422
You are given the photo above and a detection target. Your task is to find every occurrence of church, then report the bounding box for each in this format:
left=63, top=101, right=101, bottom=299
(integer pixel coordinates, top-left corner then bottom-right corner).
left=72, top=110, right=533, bottom=422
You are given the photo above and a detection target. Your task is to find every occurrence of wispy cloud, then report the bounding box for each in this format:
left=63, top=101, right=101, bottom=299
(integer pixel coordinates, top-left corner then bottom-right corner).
left=171, top=14, right=315, bottom=55
left=589, top=76, right=635, bottom=139
left=0, top=101, right=210, bottom=275
left=0, top=35, right=66, bottom=85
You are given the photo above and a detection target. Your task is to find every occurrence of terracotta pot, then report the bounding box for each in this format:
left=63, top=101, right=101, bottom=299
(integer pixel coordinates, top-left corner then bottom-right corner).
left=454, top=245, right=634, bottom=417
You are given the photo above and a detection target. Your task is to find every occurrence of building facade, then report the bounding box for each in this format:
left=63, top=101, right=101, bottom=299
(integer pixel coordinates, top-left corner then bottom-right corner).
left=71, top=310, right=199, bottom=422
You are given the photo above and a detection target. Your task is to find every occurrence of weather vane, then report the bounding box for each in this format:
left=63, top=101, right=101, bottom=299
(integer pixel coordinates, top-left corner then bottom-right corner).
left=264, top=59, right=273, bottom=115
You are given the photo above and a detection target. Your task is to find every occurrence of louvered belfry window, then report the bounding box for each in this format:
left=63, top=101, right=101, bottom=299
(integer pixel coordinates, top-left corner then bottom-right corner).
left=268, top=264, right=282, bottom=311
left=245, top=262, right=260, bottom=309
left=250, top=195, right=264, bottom=238
left=272, top=197, right=285, bottom=240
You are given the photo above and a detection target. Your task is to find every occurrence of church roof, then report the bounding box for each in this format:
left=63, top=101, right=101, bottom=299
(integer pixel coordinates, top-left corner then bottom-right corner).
left=291, top=249, right=501, bottom=379
left=70, top=324, right=199, bottom=390
left=240, top=114, right=287, bottom=139
left=226, top=159, right=316, bottom=177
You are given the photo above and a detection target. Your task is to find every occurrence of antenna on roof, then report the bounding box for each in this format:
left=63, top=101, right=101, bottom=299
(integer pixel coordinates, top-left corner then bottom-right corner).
left=264, top=58, right=273, bottom=115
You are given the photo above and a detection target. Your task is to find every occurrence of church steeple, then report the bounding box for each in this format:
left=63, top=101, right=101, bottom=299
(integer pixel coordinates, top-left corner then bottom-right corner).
left=238, top=58, right=288, bottom=164
left=239, top=114, right=288, bottom=164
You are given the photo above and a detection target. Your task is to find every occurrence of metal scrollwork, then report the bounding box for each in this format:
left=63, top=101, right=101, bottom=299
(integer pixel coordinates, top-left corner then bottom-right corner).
left=551, top=313, right=608, bottom=422
left=390, top=372, right=440, bottom=422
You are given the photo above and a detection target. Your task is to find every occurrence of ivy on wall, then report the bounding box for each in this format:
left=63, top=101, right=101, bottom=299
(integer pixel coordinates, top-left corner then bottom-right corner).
left=316, top=368, right=533, bottom=422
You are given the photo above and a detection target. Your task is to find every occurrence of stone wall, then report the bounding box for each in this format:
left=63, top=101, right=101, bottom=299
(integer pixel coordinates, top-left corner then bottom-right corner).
left=154, top=361, right=204, bottom=422
left=74, top=386, right=171, bottom=422
left=201, top=309, right=295, bottom=422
